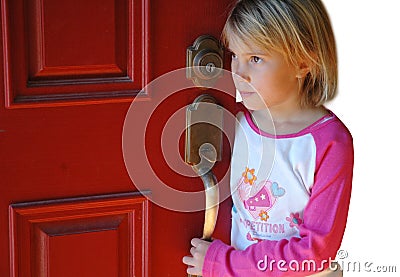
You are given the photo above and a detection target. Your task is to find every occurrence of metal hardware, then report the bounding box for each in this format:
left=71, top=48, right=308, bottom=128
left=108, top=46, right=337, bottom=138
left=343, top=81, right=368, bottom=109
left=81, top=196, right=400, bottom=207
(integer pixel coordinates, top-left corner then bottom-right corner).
left=187, top=35, right=224, bottom=88
left=185, top=95, right=223, bottom=168
left=185, top=94, right=223, bottom=277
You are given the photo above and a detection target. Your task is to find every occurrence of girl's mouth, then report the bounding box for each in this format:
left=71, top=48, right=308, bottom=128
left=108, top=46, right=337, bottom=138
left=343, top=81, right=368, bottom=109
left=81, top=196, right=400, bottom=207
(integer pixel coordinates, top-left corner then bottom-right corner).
left=239, top=91, right=256, bottom=98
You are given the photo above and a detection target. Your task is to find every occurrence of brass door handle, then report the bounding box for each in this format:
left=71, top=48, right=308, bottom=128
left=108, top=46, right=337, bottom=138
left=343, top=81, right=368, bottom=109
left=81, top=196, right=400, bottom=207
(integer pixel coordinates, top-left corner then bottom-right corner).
left=199, top=170, right=219, bottom=241
left=185, top=94, right=223, bottom=277
left=186, top=35, right=224, bottom=277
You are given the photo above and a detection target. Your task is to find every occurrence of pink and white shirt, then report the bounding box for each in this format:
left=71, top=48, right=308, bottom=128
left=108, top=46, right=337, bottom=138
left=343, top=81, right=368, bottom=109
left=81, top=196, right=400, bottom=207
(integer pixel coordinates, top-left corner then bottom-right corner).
left=203, top=109, right=353, bottom=276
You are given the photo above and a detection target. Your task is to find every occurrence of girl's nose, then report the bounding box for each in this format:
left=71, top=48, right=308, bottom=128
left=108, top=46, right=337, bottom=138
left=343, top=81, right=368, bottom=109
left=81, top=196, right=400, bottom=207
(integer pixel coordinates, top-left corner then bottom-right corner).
left=232, top=63, right=250, bottom=83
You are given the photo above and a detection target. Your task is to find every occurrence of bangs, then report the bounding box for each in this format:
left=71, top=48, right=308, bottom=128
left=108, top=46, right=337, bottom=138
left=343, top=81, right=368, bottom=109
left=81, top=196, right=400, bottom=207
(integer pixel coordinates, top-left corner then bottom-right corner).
left=221, top=3, right=288, bottom=59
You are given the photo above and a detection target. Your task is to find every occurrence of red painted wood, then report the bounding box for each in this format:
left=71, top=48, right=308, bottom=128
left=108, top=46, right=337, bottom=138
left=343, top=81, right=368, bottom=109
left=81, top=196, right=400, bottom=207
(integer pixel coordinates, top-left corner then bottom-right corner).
left=9, top=193, right=149, bottom=277
left=39, top=0, right=118, bottom=68
left=1, top=0, right=149, bottom=107
left=0, top=0, right=234, bottom=276
left=49, top=230, right=119, bottom=277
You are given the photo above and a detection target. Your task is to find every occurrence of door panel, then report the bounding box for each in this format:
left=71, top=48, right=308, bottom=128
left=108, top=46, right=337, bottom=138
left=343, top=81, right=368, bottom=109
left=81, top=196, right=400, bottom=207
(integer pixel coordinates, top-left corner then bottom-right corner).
left=0, top=0, right=234, bottom=276
left=2, top=0, right=147, bottom=107
left=9, top=193, right=148, bottom=277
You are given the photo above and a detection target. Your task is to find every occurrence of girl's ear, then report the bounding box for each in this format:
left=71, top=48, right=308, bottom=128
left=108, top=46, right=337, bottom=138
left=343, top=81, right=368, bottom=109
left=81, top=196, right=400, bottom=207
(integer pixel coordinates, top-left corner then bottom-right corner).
left=296, top=62, right=311, bottom=78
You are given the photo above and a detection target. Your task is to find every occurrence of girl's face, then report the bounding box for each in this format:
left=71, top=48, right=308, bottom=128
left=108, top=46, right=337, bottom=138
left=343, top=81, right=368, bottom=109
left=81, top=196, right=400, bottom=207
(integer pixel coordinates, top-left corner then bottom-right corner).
left=229, top=35, right=301, bottom=111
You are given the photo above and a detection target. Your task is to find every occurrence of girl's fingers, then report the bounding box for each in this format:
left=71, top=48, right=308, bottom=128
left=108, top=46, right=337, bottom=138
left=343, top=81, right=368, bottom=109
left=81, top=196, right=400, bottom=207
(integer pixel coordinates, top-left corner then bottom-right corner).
left=184, top=238, right=207, bottom=275
left=190, top=246, right=196, bottom=256
left=187, top=266, right=201, bottom=276
left=182, top=256, right=194, bottom=266
left=191, top=238, right=202, bottom=247
left=183, top=255, right=201, bottom=275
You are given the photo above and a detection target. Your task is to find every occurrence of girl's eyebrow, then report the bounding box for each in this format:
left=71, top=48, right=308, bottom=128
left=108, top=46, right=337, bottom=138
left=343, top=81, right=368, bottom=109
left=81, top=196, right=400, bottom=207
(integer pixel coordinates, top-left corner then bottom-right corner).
left=235, top=51, right=268, bottom=56
left=243, top=52, right=266, bottom=56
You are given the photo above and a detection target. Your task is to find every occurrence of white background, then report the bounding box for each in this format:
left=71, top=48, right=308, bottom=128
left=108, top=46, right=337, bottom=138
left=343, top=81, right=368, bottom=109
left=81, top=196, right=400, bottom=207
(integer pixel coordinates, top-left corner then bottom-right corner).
left=324, top=0, right=399, bottom=275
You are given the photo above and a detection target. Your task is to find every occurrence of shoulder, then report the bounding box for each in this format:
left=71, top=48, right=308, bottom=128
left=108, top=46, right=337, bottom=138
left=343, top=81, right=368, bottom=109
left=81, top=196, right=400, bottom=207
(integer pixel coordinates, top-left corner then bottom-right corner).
left=311, top=110, right=352, bottom=142
left=311, top=111, right=354, bottom=164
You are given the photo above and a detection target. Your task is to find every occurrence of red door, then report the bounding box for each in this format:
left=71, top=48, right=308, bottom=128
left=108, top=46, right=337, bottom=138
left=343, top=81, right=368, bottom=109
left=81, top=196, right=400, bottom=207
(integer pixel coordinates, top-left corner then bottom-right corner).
left=0, top=0, right=234, bottom=276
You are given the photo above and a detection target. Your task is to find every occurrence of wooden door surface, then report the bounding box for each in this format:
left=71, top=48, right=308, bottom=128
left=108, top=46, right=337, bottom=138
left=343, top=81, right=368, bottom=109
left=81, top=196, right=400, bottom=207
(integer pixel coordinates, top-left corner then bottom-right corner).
left=0, top=0, right=235, bottom=276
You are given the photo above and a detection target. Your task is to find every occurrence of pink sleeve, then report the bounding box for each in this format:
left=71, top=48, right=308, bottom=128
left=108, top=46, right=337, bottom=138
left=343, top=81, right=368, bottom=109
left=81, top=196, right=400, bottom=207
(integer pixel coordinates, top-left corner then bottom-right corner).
left=203, top=121, right=354, bottom=276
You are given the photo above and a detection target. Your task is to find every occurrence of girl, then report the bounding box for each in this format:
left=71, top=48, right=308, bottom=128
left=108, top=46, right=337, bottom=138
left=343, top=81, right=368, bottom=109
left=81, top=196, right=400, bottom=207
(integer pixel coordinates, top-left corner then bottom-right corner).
left=183, top=0, right=353, bottom=276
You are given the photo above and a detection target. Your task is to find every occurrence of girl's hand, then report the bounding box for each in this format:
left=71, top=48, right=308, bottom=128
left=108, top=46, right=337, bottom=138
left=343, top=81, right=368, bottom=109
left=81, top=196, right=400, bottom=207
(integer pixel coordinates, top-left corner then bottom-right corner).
left=182, top=238, right=211, bottom=275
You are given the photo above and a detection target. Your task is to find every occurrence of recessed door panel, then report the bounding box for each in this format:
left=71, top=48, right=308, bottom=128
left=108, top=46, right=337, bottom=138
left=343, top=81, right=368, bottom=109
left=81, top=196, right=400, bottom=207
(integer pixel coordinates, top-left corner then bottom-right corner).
left=9, top=193, right=149, bottom=277
left=1, top=0, right=148, bottom=107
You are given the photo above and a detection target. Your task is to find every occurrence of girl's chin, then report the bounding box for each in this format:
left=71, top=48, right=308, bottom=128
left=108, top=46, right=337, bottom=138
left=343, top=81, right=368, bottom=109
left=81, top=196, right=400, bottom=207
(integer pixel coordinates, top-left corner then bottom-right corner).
left=242, top=100, right=268, bottom=111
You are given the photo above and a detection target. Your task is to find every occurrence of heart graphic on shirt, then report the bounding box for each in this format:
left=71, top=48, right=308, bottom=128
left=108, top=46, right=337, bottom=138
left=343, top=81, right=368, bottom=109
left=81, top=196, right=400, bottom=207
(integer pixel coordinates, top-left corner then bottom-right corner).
left=237, top=179, right=284, bottom=220
left=271, top=182, right=285, bottom=197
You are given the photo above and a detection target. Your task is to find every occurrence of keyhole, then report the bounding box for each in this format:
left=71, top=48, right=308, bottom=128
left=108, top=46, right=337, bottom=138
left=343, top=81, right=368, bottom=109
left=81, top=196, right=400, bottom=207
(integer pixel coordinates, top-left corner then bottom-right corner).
left=205, top=62, right=215, bottom=73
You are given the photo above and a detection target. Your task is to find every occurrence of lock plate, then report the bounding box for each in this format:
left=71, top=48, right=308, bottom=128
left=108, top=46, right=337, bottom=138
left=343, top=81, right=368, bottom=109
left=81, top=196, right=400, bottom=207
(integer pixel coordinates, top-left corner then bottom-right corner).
left=185, top=95, right=223, bottom=168
left=187, top=35, right=224, bottom=88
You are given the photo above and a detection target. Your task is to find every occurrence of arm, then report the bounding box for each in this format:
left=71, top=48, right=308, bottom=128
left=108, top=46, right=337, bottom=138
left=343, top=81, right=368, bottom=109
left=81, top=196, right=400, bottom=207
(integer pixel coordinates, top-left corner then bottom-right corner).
left=203, top=127, right=354, bottom=276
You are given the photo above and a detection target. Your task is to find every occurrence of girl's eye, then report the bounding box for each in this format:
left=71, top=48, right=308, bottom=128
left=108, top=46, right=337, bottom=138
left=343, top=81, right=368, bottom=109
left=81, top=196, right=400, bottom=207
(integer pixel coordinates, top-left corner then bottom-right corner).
left=251, top=56, right=262, bottom=63
left=231, top=53, right=237, bottom=59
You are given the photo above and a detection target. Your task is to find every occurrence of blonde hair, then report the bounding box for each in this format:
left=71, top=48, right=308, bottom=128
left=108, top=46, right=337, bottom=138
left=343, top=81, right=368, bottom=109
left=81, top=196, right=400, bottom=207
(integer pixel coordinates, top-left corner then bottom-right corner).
left=222, top=0, right=338, bottom=107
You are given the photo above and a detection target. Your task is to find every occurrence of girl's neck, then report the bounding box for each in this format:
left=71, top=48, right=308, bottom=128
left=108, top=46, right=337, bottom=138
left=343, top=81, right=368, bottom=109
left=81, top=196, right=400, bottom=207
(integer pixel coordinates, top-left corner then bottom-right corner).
left=251, top=105, right=328, bottom=135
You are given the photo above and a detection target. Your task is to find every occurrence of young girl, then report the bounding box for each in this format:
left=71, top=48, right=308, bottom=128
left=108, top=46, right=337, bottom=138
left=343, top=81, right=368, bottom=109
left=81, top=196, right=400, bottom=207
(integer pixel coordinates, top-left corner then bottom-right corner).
left=183, top=0, right=353, bottom=276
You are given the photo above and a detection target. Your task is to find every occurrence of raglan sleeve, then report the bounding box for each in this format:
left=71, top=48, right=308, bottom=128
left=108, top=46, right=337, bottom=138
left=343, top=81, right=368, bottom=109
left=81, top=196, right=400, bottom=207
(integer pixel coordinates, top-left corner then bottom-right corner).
left=202, top=121, right=354, bottom=277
